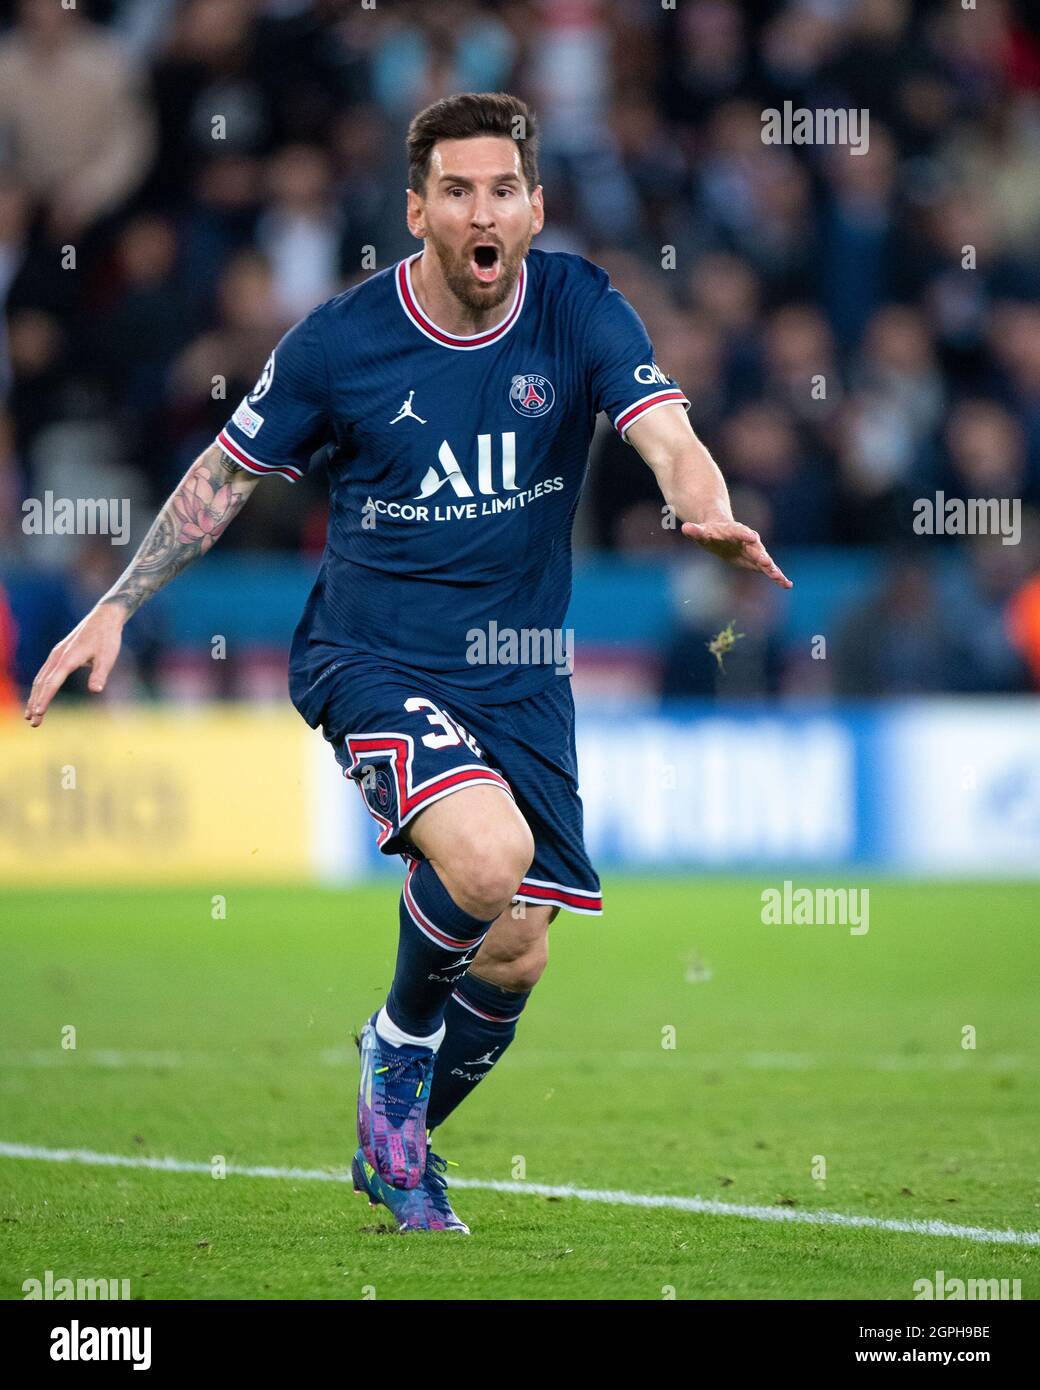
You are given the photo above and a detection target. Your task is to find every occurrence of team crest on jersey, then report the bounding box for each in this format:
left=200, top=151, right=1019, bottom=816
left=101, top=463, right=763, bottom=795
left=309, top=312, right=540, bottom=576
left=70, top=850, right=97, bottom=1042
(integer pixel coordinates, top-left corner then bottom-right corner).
left=509, top=374, right=554, bottom=418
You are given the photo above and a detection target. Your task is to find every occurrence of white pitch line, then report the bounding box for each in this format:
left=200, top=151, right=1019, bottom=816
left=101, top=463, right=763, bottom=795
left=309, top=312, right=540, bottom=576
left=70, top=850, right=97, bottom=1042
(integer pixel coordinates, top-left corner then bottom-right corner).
left=0, top=1050, right=186, bottom=1069
left=318, top=1048, right=1032, bottom=1073
left=1, top=1049, right=1028, bottom=1074
left=1, top=1141, right=1036, bottom=1246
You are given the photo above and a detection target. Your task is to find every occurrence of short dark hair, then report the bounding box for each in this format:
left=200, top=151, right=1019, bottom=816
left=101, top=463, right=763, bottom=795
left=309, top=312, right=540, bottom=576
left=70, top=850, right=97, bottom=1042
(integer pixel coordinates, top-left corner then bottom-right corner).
left=406, top=92, right=540, bottom=196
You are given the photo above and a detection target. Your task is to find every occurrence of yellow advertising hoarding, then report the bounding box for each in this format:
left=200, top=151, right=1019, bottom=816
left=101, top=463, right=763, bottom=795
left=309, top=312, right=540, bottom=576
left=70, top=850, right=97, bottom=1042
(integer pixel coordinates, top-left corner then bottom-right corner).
left=0, top=707, right=312, bottom=883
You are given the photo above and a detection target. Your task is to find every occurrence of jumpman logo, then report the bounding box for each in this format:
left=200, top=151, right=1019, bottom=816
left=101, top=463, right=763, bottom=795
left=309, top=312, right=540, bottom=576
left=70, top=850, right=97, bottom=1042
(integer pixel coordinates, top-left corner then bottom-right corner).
left=390, top=390, right=427, bottom=425
left=464, top=1048, right=500, bottom=1068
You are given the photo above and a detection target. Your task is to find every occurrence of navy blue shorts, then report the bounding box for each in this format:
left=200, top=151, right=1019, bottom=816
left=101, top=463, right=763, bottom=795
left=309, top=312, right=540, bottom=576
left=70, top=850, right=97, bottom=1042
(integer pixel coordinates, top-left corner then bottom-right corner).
left=317, top=665, right=602, bottom=916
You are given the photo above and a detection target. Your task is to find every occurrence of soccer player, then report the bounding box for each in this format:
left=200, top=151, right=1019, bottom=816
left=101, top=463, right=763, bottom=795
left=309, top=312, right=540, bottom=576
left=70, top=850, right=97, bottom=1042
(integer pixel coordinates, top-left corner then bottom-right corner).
left=25, top=93, right=791, bottom=1234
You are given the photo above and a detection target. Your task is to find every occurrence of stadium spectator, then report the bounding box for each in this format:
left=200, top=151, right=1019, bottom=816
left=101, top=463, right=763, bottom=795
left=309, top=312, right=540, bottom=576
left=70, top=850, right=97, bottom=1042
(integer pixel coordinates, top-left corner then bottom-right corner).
left=0, top=0, right=155, bottom=243
left=1007, top=569, right=1040, bottom=689
left=256, top=144, right=345, bottom=321
left=0, top=577, right=17, bottom=707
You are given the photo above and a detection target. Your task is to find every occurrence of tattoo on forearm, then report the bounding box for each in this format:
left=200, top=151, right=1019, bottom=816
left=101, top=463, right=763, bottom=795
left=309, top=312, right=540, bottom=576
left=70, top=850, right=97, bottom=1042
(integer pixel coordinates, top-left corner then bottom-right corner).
left=102, top=449, right=252, bottom=618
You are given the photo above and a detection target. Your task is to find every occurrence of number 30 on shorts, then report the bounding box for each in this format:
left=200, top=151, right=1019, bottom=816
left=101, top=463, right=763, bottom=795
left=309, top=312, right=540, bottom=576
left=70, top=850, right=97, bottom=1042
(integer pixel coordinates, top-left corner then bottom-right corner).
left=404, top=696, right=483, bottom=758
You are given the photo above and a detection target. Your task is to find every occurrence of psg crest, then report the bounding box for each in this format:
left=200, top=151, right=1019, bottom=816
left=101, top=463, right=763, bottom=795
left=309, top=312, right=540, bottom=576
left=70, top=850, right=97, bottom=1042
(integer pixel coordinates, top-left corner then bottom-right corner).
left=371, top=769, right=395, bottom=814
left=509, top=373, right=555, bottom=418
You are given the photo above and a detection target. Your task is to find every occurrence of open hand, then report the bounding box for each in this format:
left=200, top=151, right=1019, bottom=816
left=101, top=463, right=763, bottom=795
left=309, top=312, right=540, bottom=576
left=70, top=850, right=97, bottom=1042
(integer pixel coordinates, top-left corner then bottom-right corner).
left=682, top=519, right=792, bottom=589
left=25, top=604, right=125, bottom=727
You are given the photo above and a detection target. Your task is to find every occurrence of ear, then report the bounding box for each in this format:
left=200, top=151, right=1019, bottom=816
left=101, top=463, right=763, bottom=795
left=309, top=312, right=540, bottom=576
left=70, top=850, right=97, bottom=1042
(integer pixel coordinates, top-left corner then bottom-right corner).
left=406, top=187, right=426, bottom=241
left=530, top=184, right=545, bottom=235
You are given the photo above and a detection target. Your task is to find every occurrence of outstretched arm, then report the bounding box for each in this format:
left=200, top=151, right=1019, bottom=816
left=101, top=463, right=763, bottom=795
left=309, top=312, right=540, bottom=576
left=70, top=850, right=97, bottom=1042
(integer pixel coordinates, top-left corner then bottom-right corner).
left=25, top=444, right=260, bottom=726
left=625, top=403, right=792, bottom=589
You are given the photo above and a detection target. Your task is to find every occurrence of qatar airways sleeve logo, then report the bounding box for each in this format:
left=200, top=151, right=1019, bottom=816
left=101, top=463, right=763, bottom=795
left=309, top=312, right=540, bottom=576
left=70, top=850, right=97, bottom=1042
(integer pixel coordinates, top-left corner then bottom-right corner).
left=634, top=362, right=672, bottom=386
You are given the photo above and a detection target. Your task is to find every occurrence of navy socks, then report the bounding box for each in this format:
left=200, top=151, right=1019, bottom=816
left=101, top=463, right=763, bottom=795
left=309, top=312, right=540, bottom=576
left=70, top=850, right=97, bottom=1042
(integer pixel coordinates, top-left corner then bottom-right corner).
left=384, top=859, right=496, bottom=1039
left=426, top=970, right=530, bottom=1130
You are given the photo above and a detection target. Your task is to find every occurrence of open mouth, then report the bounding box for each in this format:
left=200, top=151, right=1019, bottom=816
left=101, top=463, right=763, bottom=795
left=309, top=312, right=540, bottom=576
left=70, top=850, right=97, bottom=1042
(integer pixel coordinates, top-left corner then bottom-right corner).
left=470, top=243, right=500, bottom=284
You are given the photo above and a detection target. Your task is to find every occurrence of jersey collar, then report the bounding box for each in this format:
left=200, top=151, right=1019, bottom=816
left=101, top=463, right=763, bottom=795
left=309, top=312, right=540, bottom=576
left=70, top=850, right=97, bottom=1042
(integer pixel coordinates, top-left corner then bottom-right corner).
left=396, top=251, right=527, bottom=351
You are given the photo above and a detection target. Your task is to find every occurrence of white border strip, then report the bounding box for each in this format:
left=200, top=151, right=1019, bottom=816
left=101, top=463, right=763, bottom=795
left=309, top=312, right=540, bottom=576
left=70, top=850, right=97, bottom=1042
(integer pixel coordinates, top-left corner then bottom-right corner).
left=1, top=1142, right=1035, bottom=1246
left=614, top=389, right=691, bottom=439
left=396, top=254, right=527, bottom=351
left=216, top=430, right=304, bottom=480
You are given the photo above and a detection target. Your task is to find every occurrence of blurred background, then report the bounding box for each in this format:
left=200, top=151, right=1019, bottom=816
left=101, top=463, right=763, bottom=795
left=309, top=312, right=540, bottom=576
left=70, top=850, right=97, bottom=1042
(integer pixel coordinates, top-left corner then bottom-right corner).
left=2, top=0, right=1039, bottom=885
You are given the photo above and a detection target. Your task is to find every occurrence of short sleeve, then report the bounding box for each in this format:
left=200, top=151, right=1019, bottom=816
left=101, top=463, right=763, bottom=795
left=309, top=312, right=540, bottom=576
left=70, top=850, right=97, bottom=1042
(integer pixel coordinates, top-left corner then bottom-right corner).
left=216, top=311, right=330, bottom=482
left=583, top=271, right=690, bottom=444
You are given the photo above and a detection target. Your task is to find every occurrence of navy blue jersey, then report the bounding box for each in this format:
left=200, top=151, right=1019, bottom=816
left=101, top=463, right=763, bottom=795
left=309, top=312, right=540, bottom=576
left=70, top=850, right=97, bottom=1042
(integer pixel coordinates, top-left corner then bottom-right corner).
left=215, top=248, right=690, bottom=725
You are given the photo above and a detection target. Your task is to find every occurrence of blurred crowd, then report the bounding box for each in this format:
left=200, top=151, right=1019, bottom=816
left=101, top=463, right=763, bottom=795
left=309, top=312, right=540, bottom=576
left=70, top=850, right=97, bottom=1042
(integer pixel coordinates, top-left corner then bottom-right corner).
left=1, top=0, right=1040, bottom=700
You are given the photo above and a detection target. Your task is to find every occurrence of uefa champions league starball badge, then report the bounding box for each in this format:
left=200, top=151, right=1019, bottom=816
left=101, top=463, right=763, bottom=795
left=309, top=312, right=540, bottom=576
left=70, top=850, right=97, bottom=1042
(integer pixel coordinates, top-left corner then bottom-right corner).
left=249, top=353, right=276, bottom=403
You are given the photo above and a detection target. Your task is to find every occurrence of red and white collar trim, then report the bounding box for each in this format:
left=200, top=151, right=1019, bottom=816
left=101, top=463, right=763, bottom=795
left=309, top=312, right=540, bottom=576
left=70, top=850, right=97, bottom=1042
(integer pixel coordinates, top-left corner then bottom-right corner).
left=396, top=251, right=527, bottom=351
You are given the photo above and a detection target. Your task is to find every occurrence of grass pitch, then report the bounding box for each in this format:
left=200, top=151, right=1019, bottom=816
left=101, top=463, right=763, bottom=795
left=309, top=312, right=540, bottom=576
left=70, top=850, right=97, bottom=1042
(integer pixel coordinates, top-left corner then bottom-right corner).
left=1, top=879, right=1037, bottom=1300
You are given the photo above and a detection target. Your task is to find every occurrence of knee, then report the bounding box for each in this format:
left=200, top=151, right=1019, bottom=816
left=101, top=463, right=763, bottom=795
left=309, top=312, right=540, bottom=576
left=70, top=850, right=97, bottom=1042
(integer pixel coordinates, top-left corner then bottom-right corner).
left=476, top=931, right=548, bottom=992
left=449, top=822, right=535, bottom=920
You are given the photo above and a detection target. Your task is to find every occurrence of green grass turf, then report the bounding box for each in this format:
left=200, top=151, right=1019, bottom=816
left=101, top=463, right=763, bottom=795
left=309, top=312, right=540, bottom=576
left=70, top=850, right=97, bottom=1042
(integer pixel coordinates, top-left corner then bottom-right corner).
left=0, top=879, right=1037, bottom=1300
